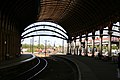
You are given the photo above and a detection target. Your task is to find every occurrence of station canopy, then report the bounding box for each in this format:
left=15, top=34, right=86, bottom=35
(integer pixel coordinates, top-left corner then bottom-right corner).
left=1, top=0, right=120, bottom=37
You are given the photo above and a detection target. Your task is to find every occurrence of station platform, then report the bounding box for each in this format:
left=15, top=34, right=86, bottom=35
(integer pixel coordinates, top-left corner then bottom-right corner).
left=58, top=55, right=120, bottom=80
left=0, top=54, right=35, bottom=69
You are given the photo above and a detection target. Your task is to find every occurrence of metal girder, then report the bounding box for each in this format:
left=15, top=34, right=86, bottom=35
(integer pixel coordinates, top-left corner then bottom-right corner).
left=22, top=34, right=67, bottom=40
left=24, top=24, right=67, bottom=36
left=22, top=29, right=68, bottom=39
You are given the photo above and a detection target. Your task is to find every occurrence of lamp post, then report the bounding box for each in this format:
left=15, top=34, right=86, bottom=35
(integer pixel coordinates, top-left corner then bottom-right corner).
left=54, top=41, right=56, bottom=51
left=32, top=37, right=34, bottom=54
left=45, top=40, right=47, bottom=57
left=44, top=40, right=49, bottom=57
left=30, top=38, right=31, bottom=53
left=62, top=39, right=64, bottom=53
left=38, top=36, right=40, bottom=48
left=37, top=36, right=40, bottom=54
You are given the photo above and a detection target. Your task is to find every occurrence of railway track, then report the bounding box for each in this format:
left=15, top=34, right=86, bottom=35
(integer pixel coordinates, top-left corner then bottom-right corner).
left=36, top=56, right=79, bottom=80
left=12, top=57, right=48, bottom=80
left=51, top=56, right=79, bottom=80
left=5, top=55, right=79, bottom=80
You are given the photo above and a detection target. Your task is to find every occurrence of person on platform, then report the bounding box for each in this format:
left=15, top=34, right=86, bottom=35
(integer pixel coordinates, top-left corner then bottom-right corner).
left=117, top=53, right=120, bottom=78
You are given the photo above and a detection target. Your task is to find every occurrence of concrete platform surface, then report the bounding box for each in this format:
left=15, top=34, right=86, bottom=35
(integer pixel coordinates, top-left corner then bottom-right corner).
left=0, top=54, right=35, bottom=69
left=58, top=55, right=119, bottom=80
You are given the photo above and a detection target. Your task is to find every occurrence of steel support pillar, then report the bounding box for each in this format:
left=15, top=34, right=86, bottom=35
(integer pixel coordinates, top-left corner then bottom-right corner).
left=67, top=40, right=70, bottom=54
left=119, top=22, right=120, bottom=52
left=92, top=30, right=95, bottom=57
left=85, top=39, right=88, bottom=56
left=108, top=22, right=113, bottom=57
left=99, top=35, right=103, bottom=56
left=99, top=29, right=103, bottom=56
left=119, top=39, right=120, bottom=51
left=92, top=38, right=95, bottom=57
left=74, top=38, right=76, bottom=55
left=70, top=41, right=72, bottom=54
left=79, top=41, right=82, bottom=56
left=85, top=33, right=88, bottom=56
left=92, top=39, right=95, bottom=57
left=0, top=16, right=1, bottom=61
left=79, top=35, right=82, bottom=56
left=108, top=31, right=112, bottom=57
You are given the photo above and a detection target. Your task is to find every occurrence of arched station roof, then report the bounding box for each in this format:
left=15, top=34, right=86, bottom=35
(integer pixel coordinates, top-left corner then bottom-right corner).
left=22, top=22, right=68, bottom=40
left=1, top=0, right=120, bottom=38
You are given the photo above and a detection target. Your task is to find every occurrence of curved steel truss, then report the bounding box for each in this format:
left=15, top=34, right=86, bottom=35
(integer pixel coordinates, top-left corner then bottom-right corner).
left=22, top=22, right=69, bottom=40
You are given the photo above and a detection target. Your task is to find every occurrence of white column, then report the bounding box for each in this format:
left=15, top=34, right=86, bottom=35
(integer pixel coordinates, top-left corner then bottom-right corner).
left=74, top=39, right=76, bottom=55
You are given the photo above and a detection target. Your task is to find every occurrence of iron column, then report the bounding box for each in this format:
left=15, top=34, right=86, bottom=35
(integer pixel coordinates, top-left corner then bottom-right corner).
left=108, top=22, right=113, bottom=57
left=99, top=29, right=103, bottom=56
left=92, top=30, right=95, bottom=57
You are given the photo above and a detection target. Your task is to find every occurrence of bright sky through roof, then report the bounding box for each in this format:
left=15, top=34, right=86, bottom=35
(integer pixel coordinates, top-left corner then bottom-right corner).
left=21, top=36, right=65, bottom=47
left=21, top=22, right=68, bottom=46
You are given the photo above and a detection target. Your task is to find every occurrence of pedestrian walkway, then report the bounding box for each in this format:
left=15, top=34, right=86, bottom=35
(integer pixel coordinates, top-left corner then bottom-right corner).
left=58, top=55, right=119, bottom=80
left=0, top=54, right=35, bottom=69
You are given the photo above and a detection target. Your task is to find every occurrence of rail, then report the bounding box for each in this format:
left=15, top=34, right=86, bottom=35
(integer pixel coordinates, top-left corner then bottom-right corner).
left=27, top=58, right=48, bottom=80
left=12, top=57, right=48, bottom=80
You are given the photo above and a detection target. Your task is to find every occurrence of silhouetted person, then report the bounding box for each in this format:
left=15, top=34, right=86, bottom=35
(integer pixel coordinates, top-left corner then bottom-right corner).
left=118, top=53, right=120, bottom=68
left=117, top=53, right=120, bottom=78
left=98, top=53, right=102, bottom=60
